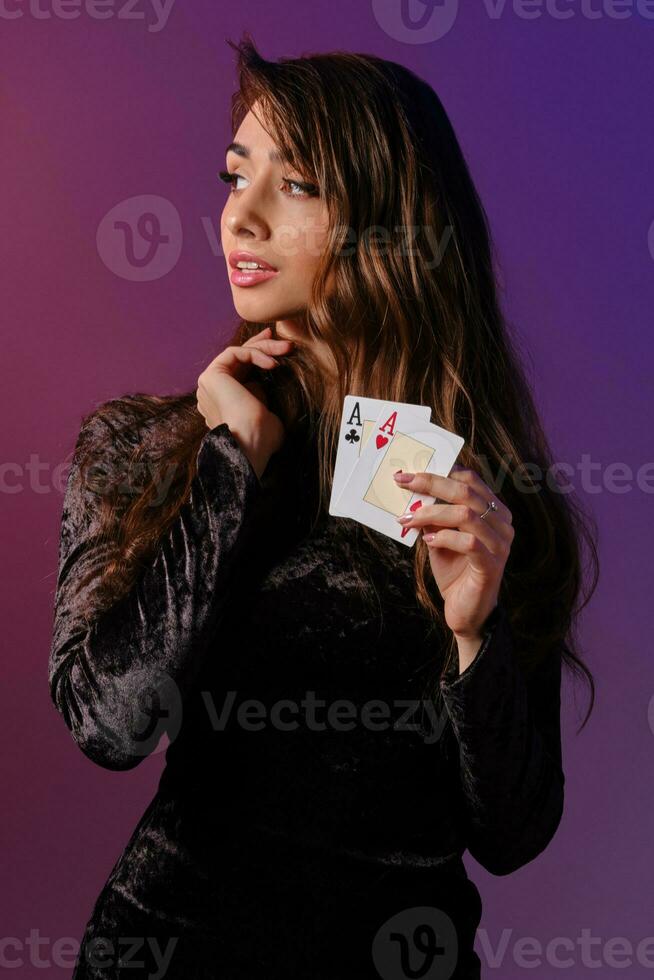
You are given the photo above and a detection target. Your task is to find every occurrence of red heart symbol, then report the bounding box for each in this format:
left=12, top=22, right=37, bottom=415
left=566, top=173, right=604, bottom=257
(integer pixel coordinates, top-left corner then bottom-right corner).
left=376, top=434, right=388, bottom=449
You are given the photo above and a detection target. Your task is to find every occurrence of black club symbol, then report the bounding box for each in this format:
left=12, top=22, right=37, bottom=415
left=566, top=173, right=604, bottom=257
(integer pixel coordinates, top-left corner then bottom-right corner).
left=345, top=428, right=360, bottom=445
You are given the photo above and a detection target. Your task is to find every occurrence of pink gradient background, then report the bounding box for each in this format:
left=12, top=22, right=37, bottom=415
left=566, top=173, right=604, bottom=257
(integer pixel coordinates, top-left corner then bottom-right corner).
left=2, top=1, right=653, bottom=976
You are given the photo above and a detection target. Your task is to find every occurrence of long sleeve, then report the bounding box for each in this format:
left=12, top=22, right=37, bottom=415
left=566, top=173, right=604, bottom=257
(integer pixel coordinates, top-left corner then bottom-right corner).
left=48, top=406, right=261, bottom=771
left=438, top=602, right=565, bottom=876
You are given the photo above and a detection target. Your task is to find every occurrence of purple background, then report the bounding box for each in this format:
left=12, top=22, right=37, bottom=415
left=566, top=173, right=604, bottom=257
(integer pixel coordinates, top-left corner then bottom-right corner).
left=2, top=0, right=653, bottom=975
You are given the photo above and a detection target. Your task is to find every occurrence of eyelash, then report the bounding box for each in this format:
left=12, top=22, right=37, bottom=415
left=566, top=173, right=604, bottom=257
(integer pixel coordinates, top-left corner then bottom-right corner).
left=218, top=170, right=319, bottom=199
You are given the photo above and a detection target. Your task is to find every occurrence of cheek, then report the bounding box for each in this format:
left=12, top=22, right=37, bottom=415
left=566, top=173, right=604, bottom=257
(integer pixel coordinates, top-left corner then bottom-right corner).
left=278, top=226, right=320, bottom=277
left=294, top=235, right=328, bottom=282
left=293, top=248, right=321, bottom=277
left=293, top=210, right=329, bottom=262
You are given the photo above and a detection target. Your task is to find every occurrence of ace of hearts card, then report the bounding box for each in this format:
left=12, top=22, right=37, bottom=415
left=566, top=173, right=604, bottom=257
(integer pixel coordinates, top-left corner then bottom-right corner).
left=334, top=403, right=465, bottom=546
left=328, top=395, right=432, bottom=517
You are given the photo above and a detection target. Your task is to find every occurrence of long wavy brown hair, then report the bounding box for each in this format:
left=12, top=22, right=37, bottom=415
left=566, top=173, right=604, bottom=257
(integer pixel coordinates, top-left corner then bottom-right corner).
left=73, top=35, right=598, bottom=731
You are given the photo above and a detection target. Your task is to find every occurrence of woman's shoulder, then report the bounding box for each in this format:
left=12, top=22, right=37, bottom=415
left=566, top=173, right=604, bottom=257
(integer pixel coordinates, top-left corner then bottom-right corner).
left=75, top=392, right=191, bottom=457
left=68, top=394, right=194, bottom=510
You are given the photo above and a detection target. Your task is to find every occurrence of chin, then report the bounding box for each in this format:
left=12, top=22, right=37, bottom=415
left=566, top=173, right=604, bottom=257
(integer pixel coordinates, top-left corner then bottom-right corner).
left=231, top=292, right=303, bottom=327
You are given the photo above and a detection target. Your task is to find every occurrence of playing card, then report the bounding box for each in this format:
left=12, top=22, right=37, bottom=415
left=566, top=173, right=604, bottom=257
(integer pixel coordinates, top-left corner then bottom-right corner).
left=328, top=396, right=432, bottom=517
left=334, top=403, right=465, bottom=547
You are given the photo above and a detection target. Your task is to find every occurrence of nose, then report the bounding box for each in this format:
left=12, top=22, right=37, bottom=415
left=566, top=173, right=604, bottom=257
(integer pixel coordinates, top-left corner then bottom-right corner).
left=224, top=189, right=270, bottom=241
left=225, top=212, right=268, bottom=239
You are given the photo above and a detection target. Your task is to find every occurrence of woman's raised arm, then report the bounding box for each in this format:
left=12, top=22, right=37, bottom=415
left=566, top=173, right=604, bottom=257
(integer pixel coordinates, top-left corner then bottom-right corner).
left=48, top=404, right=261, bottom=771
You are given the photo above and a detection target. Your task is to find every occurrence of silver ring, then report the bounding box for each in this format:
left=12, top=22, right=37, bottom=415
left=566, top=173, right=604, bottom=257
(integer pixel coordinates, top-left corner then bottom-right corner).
left=479, top=499, right=498, bottom=521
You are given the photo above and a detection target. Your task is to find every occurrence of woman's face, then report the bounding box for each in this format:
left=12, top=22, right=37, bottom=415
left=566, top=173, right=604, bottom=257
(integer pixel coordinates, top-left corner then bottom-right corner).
left=220, top=104, right=331, bottom=346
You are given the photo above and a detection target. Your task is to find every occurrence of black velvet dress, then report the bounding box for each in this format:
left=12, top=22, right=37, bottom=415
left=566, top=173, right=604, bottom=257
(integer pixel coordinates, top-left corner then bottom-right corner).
left=48, top=396, right=565, bottom=979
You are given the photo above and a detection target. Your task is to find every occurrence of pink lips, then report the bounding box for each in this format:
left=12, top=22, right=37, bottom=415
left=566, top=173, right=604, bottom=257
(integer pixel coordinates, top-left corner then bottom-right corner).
left=228, top=250, right=279, bottom=287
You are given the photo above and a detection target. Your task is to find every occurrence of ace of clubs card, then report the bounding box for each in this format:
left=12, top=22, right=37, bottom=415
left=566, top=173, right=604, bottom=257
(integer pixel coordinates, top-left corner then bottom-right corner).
left=334, top=403, right=465, bottom=546
left=328, top=395, right=432, bottom=517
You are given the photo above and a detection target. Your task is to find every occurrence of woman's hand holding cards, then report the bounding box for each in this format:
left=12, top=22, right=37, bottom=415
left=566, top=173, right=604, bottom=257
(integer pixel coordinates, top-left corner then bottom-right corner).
left=394, top=466, right=514, bottom=662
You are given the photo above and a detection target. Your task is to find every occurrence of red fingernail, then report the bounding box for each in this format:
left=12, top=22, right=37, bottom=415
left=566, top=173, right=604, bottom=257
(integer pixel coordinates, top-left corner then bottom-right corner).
left=393, top=472, right=414, bottom=483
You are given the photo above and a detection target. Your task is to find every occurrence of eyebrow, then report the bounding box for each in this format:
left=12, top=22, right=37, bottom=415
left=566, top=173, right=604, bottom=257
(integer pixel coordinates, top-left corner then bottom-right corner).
left=225, top=141, right=294, bottom=164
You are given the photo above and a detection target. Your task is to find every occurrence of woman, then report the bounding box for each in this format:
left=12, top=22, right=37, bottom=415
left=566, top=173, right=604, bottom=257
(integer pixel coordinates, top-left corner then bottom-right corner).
left=48, top=36, right=598, bottom=979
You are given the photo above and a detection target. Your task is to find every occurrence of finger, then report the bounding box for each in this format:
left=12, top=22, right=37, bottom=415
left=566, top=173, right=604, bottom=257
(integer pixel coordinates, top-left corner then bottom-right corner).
left=397, top=502, right=510, bottom=555
left=421, top=527, right=496, bottom=575
left=448, top=466, right=512, bottom=525
left=243, top=326, right=273, bottom=344
left=401, top=500, right=514, bottom=546
left=204, top=346, right=280, bottom=381
left=244, top=330, right=295, bottom=355
left=244, top=338, right=295, bottom=355
left=223, top=347, right=282, bottom=372
left=207, top=339, right=292, bottom=374
left=394, top=470, right=508, bottom=527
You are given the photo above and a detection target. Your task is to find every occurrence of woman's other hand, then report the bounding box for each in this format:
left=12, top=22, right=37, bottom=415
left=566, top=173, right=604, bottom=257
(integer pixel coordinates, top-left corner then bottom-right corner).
left=196, top=326, right=294, bottom=480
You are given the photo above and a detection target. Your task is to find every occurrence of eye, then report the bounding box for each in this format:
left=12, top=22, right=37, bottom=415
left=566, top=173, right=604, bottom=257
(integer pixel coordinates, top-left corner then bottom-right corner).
left=218, top=170, right=320, bottom=199
left=218, top=170, right=248, bottom=192
left=282, top=178, right=320, bottom=198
